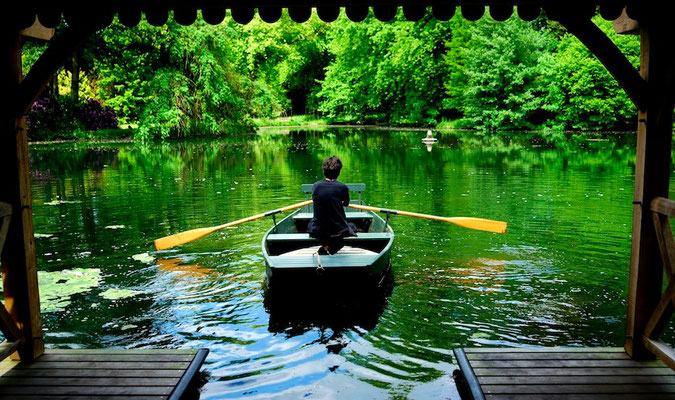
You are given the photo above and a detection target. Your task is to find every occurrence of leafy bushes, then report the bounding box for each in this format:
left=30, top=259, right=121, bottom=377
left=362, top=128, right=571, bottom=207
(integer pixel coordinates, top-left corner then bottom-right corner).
left=78, top=99, right=119, bottom=131
left=27, top=96, right=82, bottom=141
left=27, top=97, right=118, bottom=141
left=26, top=12, right=641, bottom=139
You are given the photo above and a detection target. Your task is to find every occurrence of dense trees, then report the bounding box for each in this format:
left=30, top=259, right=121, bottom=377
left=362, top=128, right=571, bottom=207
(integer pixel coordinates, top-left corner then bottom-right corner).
left=25, top=11, right=640, bottom=140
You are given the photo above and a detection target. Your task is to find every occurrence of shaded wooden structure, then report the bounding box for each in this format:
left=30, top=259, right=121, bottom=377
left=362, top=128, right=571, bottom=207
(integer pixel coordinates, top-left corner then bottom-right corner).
left=0, top=348, right=208, bottom=399
left=1, top=0, right=674, bottom=397
left=453, top=347, right=675, bottom=399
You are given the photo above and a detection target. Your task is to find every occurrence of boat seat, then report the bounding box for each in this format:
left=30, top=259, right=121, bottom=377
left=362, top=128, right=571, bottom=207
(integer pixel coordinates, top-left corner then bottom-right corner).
left=266, top=232, right=392, bottom=242
left=267, top=254, right=380, bottom=269
left=292, top=212, right=373, bottom=221
left=280, top=246, right=378, bottom=256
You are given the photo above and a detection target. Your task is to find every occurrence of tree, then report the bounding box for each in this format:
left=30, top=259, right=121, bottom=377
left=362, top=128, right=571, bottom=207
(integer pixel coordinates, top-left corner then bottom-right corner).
left=548, top=17, right=639, bottom=131
left=318, top=12, right=453, bottom=125
left=443, top=16, right=557, bottom=131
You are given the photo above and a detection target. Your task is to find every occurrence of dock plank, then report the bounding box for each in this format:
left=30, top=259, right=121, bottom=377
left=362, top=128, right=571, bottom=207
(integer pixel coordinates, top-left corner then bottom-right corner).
left=36, top=353, right=195, bottom=362
left=0, top=368, right=185, bottom=378
left=469, top=359, right=664, bottom=368
left=0, top=348, right=208, bottom=399
left=7, top=397, right=167, bottom=400
left=454, top=347, right=675, bottom=400
left=464, top=347, right=624, bottom=353
left=473, top=367, right=675, bottom=376
left=0, top=376, right=180, bottom=386
left=479, top=375, right=675, bottom=385
left=0, top=385, right=176, bottom=395
left=481, top=384, right=675, bottom=394
left=14, top=361, right=190, bottom=369
left=485, top=395, right=675, bottom=400
left=467, top=352, right=632, bottom=361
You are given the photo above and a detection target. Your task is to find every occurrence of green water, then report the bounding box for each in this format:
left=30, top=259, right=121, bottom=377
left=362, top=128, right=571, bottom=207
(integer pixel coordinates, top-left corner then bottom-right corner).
left=30, top=129, right=643, bottom=398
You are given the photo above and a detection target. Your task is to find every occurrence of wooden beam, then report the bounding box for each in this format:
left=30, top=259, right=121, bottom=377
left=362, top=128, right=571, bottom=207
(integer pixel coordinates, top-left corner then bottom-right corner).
left=558, top=16, right=647, bottom=111
left=626, top=24, right=675, bottom=360
left=15, top=23, right=97, bottom=117
left=0, top=29, right=44, bottom=361
left=651, top=197, right=675, bottom=217
left=644, top=338, right=675, bottom=370
left=651, top=212, right=675, bottom=279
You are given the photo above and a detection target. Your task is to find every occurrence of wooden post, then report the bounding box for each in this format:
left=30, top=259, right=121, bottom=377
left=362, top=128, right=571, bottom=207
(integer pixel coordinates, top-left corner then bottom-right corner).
left=0, top=29, right=44, bottom=361
left=625, top=23, right=675, bottom=359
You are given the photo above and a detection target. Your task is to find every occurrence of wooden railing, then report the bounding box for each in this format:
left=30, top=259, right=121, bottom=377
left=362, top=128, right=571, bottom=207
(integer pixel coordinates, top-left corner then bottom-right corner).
left=645, top=197, right=675, bottom=368
left=0, top=202, right=24, bottom=361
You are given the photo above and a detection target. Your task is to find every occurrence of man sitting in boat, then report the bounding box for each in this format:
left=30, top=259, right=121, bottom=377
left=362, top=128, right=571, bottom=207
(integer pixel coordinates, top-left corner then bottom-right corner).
left=307, top=156, right=358, bottom=255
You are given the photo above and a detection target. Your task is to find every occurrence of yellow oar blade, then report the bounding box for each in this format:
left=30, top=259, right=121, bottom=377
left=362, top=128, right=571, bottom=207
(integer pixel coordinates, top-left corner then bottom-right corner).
left=154, top=199, right=313, bottom=251
left=444, top=217, right=507, bottom=234
left=154, top=226, right=221, bottom=251
left=348, top=204, right=507, bottom=233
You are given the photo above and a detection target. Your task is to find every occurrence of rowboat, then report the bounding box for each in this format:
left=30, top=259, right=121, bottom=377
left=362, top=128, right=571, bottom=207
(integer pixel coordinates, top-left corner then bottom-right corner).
left=262, top=183, right=394, bottom=285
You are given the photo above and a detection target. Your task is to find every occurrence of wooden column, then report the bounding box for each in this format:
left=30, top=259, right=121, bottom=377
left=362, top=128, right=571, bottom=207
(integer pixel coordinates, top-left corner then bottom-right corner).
left=625, top=22, right=675, bottom=359
left=0, top=29, right=44, bottom=361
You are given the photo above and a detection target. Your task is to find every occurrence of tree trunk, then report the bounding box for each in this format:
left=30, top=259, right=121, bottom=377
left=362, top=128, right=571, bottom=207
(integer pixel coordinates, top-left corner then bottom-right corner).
left=71, top=51, right=79, bottom=102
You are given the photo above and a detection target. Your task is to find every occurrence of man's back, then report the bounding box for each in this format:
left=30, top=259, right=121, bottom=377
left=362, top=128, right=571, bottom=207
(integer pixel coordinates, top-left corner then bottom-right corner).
left=308, top=180, right=355, bottom=239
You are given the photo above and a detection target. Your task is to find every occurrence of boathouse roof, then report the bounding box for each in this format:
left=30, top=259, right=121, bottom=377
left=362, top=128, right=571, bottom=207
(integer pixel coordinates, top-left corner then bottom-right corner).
left=6, top=2, right=648, bottom=28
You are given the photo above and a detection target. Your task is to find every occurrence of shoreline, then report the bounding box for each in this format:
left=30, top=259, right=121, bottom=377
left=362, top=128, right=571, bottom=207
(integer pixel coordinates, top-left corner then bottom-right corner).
left=27, top=126, right=639, bottom=145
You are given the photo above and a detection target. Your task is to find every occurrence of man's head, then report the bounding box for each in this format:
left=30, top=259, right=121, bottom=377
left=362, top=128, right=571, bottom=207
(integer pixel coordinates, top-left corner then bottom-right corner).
left=322, top=156, right=342, bottom=180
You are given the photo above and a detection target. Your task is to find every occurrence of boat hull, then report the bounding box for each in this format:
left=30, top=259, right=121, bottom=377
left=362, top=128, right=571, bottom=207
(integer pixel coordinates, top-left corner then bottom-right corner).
left=262, top=204, right=394, bottom=286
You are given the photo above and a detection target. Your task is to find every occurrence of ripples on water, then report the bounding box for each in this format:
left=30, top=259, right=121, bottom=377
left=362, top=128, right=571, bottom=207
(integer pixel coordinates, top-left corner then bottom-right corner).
left=29, top=130, right=647, bottom=398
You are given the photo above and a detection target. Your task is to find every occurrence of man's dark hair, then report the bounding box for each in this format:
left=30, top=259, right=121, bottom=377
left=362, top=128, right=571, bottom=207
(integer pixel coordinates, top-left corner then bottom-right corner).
left=322, top=156, right=342, bottom=179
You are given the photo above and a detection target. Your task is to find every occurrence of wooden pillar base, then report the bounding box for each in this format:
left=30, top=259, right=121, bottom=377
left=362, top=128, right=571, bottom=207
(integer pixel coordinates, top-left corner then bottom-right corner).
left=625, top=21, right=675, bottom=359
left=0, top=29, right=44, bottom=361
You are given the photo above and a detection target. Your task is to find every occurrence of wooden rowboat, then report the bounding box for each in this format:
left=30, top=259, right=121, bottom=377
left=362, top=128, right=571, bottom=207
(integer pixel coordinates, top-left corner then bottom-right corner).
left=262, top=184, right=394, bottom=284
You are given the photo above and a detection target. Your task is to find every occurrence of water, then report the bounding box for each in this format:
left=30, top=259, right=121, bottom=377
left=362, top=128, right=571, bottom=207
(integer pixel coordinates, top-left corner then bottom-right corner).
left=29, top=129, right=644, bottom=398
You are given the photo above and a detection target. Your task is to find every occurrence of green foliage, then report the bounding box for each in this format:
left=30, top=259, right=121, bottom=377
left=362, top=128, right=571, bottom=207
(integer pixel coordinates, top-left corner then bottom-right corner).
left=548, top=18, right=640, bottom=130
left=235, top=15, right=331, bottom=115
left=24, top=12, right=643, bottom=140
left=94, top=19, right=260, bottom=140
left=318, top=13, right=452, bottom=125
left=443, top=16, right=557, bottom=131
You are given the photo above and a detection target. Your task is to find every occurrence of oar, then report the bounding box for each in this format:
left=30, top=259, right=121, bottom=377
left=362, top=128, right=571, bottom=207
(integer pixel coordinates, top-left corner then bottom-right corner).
left=154, top=200, right=313, bottom=251
left=348, top=204, right=507, bottom=234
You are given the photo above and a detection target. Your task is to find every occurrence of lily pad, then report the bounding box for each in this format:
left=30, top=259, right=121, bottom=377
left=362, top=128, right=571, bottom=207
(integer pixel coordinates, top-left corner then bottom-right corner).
left=132, top=252, right=154, bottom=264
left=104, top=225, right=126, bottom=230
left=44, top=200, right=81, bottom=206
left=38, top=268, right=101, bottom=313
left=100, top=288, right=142, bottom=300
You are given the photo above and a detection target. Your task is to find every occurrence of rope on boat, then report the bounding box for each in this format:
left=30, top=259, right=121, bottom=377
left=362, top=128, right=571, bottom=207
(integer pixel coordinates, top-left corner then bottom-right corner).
left=314, top=250, right=324, bottom=272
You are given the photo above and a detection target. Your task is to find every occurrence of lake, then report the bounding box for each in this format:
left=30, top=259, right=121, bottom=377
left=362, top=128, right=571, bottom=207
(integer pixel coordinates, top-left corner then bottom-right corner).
left=29, top=128, right=646, bottom=399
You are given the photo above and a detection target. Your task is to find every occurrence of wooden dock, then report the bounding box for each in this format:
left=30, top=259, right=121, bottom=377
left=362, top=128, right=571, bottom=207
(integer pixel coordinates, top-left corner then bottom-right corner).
left=0, top=348, right=208, bottom=399
left=453, top=347, right=675, bottom=400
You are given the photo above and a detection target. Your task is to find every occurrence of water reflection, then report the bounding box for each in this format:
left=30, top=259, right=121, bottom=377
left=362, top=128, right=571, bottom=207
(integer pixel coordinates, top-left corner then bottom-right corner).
left=264, top=272, right=394, bottom=344
left=156, top=257, right=214, bottom=278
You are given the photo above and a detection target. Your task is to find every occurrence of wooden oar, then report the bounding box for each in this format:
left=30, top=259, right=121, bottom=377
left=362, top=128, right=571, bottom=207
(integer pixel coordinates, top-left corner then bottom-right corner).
left=154, top=200, right=313, bottom=251
left=348, top=204, right=507, bottom=234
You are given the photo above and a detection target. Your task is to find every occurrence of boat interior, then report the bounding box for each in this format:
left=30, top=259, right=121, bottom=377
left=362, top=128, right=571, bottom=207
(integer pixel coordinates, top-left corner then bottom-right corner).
left=264, top=184, right=393, bottom=257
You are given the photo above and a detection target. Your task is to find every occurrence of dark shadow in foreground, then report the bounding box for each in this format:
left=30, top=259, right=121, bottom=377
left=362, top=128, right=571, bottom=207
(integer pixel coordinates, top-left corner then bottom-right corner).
left=180, top=369, right=211, bottom=400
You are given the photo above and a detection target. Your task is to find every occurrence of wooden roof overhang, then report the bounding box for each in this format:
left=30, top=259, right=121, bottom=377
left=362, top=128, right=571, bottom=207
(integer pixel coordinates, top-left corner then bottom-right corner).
left=4, top=2, right=646, bottom=29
